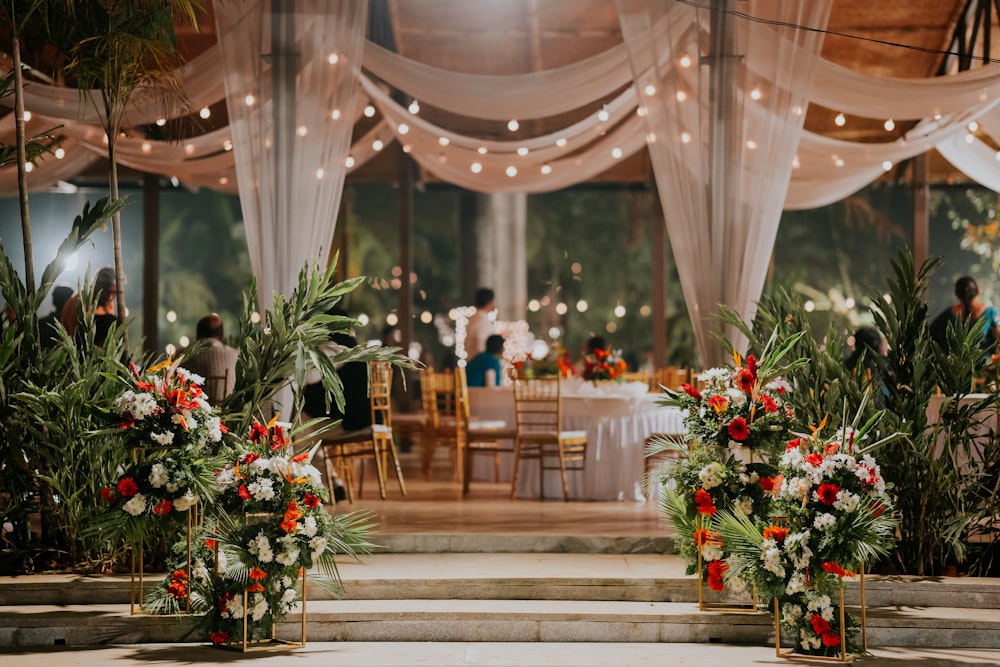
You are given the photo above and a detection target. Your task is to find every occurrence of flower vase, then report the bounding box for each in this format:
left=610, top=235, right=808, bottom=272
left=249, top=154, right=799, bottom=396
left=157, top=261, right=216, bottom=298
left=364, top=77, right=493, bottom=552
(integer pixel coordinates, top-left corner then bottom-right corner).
left=774, top=564, right=867, bottom=662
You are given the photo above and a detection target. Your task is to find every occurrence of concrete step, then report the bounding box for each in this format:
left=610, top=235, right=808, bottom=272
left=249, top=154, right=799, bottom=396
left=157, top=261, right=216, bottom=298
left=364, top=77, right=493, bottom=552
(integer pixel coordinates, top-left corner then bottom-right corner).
left=2, top=554, right=997, bottom=609
left=2, top=599, right=999, bottom=649
left=3, top=641, right=1000, bottom=667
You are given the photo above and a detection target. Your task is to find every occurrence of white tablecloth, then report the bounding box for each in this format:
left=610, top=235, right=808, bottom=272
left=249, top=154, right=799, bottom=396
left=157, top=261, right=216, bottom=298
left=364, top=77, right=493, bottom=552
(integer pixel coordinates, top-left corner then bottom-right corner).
left=468, top=382, right=686, bottom=501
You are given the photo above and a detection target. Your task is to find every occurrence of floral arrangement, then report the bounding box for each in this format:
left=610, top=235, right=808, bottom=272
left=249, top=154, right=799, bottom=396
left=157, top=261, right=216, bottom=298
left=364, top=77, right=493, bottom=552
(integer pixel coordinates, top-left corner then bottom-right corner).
left=716, top=405, right=898, bottom=658
left=515, top=345, right=574, bottom=379
left=666, top=349, right=797, bottom=457
left=651, top=333, right=803, bottom=594
left=100, top=360, right=230, bottom=539
left=190, top=416, right=375, bottom=646
left=581, top=347, right=627, bottom=382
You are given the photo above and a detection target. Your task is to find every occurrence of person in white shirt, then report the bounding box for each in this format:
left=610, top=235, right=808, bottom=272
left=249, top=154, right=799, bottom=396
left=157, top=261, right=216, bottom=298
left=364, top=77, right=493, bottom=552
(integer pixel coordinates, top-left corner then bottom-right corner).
left=465, top=287, right=496, bottom=361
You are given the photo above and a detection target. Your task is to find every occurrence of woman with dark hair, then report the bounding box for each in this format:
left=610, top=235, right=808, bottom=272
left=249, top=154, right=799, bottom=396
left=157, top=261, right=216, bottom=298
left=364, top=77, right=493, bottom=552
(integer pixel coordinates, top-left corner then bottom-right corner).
left=60, top=267, right=119, bottom=347
left=845, top=326, right=887, bottom=374
left=930, top=276, right=1000, bottom=353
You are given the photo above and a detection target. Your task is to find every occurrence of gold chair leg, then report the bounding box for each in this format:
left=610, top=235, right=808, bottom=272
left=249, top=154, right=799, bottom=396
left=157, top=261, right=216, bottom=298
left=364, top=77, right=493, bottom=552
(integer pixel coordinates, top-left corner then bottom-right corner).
left=387, top=436, right=407, bottom=496
left=558, top=448, right=570, bottom=502
left=493, top=450, right=501, bottom=483
left=372, top=437, right=388, bottom=500
left=509, top=441, right=522, bottom=500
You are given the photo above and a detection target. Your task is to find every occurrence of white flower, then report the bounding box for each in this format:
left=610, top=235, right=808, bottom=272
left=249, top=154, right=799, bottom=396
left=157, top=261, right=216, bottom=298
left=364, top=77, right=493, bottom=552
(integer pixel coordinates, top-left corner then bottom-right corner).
left=247, top=478, right=275, bottom=502
left=834, top=490, right=860, bottom=512
left=276, top=549, right=300, bottom=567
left=782, top=476, right=811, bottom=501
left=248, top=532, right=274, bottom=563
left=122, top=494, right=147, bottom=516
left=309, top=536, right=329, bottom=558
left=813, top=512, right=836, bottom=530
left=702, top=545, right=723, bottom=562
left=215, top=466, right=236, bottom=490
left=786, top=570, right=808, bottom=594
left=148, top=463, right=169, bottom=488
left=250, top=593, right=269, bottom=622
left=116, top=390, right=159, bottom=420
left=302, top=516, right=318, bottom=538
left=173, top=491, right=198, bottom=512
left=767, top=377, right=790, bottom=394
left=735, top=497, right=754, bottom=516
left=781, top=602, right=803, bottom=622
left=150, top=431, right=175, bottom=446
left=725, top=388, right=746, bottom=407
left=698, top=368, right=729, bottom=385
left=728, top=576, right=747, bottom=594
left=192, top=559, right=210, bottom=581
left=224, top=594, right=244, bottom=619
left=698, top=462, right=724, bottom=489
left=281, top=588, right=298, bottom=604
left=165, top=480, right=180, bottom=494
left=205, top=416, right=223, bottom=443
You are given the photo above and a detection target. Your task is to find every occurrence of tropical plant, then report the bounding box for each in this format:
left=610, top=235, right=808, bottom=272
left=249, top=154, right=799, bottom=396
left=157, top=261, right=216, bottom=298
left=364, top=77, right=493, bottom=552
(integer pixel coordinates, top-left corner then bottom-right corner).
left=743, top=248, right=1000, bottom=576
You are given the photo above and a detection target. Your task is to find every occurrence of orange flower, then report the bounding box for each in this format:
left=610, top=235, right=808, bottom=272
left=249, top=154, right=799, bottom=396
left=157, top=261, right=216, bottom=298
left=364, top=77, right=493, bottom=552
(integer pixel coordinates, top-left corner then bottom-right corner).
left=708, top=394, right=729, bottom=413
left=693, top=528, right=720, bottom=547
left=280, top=519, right=298, bottom=534
left=248, top=567, right=268, bottom=581
left=247, top=582, right=265, bottom=593
left=284, top=501, right=303, bottom=522
left=763, top=524, right=788, bottom=542
left=821, top=561, right=855, bottom=578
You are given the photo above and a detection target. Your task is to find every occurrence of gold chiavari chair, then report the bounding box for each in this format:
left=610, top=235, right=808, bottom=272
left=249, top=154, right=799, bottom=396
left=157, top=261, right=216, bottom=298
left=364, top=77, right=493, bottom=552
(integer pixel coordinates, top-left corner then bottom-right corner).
left=456, top=367, right=517, bottom=496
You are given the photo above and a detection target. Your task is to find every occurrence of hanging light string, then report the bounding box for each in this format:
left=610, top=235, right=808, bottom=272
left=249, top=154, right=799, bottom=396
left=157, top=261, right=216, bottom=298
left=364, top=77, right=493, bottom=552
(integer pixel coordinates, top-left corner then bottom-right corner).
left=676, top=0, right=1000, bottom=65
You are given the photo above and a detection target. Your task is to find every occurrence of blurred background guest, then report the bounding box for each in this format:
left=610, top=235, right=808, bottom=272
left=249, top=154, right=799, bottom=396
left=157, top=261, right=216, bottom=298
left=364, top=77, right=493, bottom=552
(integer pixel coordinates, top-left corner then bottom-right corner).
left=466, top=334, right=505, bottom=387
left=183, top=313, right=239, bottom=404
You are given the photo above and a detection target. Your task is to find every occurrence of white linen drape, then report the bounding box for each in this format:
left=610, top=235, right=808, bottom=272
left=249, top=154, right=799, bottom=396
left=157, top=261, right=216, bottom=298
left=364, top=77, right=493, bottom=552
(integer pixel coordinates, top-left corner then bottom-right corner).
left=213, top=0, right=366, bottom=305
left=616, top=0, right=831, bottom=366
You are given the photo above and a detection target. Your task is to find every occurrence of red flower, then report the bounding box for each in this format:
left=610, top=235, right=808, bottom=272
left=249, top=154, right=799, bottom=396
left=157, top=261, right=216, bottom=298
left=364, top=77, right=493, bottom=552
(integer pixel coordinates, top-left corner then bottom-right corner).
left=292, top=451, right=310, bottom=463
left=241, top=452, right=261, bottom=465
left=238, top=485, right=252, bottom=501
left=817, top=482, right=840, bottom=505
left=117, top=477, right=139, bottom=498
left=681, top=383, right=702, bottom=400
left=248, top=422, right=269, bottom=443
left=871, top=499, right=886, bottom=518
left=805, top=452, right=824, bottom=467
left=735, top=367, right=755, bottom=393
left=248, top=567, right=268, bottom=581
left=694, top=488, right=713, bottom=506
left=303, top=492, right=321, bottom=508
left=119, top=418, right=135, bottom=430
left=217, top=592, right=234, bottom=613
left=205, top=539, right=217, bottom=550
left=247, top=583, right=265, bottom=593
left=821, top=631, right=841, bottom=647
left=167, top=569, right=187, bottom=599
left=708, top=394, right=729, bottom=413
left=746, top=354, right=757, bottom=378
left=209, top=631, right=230, bottom=645
left=763, top=525, right=788, bottom=543
left=271, top=424, right=290, bottom=451
left=810, top=614, right=831, bottom=635
left=758, top=476, right=777, bottom=492
left=786, top=437, right=802, bottom=451
left=727, top=417, right=750, bottom=441
left=706, top=560, right=728, bottom=591
left=152, top=499, right=173, bottom=515
left=280, top=518, right=298, bottom=534
left=760, top=395, right=778, bottom=413
left=824, top=442, right=840, bottom=455
left=284, top=501, right=303, bottom=522
left=101, top=486, right=117, bottom=502
left=693, top=528, right=720, bottom=547
left=822, top=561, right=855, bottom=578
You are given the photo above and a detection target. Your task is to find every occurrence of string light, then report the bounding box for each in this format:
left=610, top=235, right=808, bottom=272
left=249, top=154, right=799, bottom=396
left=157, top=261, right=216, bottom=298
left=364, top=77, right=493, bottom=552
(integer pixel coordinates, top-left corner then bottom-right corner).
left=477, top=146, right=488, bottom=154
left=408, top=100, right=420, bottom=114
left=223, top=140, right=233, bottom=151
left=345, top=156, right=355, bottom=168
left=676, top=91, right=687, bottom=102
left=749, top=88, right=762, bottom=100
left=883, top=118, right=895, bottom=131
left=540, top=164, right=552, bottom=175
left=22, top=111, right=31, bottom=122
left=679, top=54, right=692, bottom=67
left=834, top=112, right=846, bottom=126
left=507, top=119, right=519, bottom=131
left=156, top=117, right=167, bottom=126
left=680, top=132, right=691, bottom=143
left=505, top=166, right=518, bottom=177
left=470, top=162, right=482, bottom=173
left=517, top=147, right=529, bottom=156
left=331, top=109, right=342, bottom=120
left=54, top=148, right=65, bottom=159
left=397, top=123, right=410, bottom=135
left=244, top=95, right=255, bottom=107
left=611, top=147, right=623, bottom=159
left=328, top=53, right=339, bottom=64
left=372, top=139, right=384, bottom=151
left=141, top=142, right=152, bottom=153
left=597, top=107, right=610, bottom=122
left=438, top=136, right=450, bottom=146
left=882, top=160, right=893, bottom=171
left=792, top=155, right=801, bottom=168
left=199, top=107, right=211, bottom=119
left=965, top=133, right=976, bottom=144
left=746, top=140, right=757, bottom=150
left=24, top=162, right=33, bottom=172
left=363, top=105, right=376, bottom=118
left=555, top=137, right=567, bottom=147
left=316, top=168, right=324, bottom=179
left=969, top=121, right=980, bottom=132
left=643, top=84, right=656, bottom=96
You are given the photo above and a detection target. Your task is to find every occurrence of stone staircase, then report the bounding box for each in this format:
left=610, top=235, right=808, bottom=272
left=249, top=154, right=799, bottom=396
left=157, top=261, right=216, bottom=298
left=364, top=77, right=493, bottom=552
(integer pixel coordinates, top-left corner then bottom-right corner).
left=2, top=535, right=1000, bottom=656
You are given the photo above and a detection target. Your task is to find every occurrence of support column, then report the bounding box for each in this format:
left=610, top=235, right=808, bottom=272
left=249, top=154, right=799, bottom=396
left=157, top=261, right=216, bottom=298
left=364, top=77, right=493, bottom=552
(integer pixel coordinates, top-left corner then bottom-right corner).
left=398, top=150, right=415, bottom=357
left=459, top=191, right=479, bottom=307
left=473, top=192, right=527, bottom=321
left=652, top=197, right=667, bottom=369
left=142, top=172, right=159, bottom=356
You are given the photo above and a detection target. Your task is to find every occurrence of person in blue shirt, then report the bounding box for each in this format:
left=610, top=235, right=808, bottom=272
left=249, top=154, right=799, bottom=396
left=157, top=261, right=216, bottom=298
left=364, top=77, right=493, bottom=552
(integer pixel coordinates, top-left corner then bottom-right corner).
left=930, top=276, right=1000, bottom=354
left=466, top=334, right=505, bottom=387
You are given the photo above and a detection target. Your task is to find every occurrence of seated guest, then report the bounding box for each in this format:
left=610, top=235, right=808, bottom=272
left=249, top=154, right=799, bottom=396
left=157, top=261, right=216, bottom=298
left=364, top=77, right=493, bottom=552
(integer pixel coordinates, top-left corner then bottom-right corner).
left=183, top=313, right=239, bottom=405
left=466, top=334, right=505, bottom=387
left=61, top=267, right=119, bottom=347
left=39, top=285, right=74, bottom=349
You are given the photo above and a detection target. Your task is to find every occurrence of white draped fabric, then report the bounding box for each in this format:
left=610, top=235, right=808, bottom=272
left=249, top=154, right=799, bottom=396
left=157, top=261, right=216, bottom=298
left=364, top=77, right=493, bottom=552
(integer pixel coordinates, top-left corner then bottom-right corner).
left=213, top=0, right=367, bottom=305
left=616, top=0, right=831, bottom=366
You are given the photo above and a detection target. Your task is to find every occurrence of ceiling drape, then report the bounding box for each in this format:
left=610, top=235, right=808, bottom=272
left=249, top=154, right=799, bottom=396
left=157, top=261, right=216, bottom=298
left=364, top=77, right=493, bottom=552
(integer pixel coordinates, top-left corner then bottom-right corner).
left=213, top=0, right=367, bottom=306
left=616, top=0, right=831, bottom=366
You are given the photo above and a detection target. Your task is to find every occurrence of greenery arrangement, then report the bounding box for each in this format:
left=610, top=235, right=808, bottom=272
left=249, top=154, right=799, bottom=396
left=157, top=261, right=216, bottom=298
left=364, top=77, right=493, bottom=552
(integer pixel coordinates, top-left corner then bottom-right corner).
left=727, top=249, right=1000, bottom=576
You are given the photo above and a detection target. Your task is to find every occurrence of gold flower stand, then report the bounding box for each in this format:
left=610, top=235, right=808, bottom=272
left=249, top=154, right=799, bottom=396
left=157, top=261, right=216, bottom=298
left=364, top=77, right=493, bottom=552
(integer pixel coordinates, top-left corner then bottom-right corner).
left=128, top=447, right=198, bottom=615
left=216, top=566, right=308, bottom=652
left=774, top=565, right=867, bottom=662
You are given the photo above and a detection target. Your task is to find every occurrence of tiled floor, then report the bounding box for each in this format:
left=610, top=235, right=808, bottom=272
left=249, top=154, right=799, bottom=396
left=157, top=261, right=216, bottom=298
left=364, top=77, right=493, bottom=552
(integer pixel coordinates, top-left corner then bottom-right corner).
left=338, top=451, right=665, bottom=538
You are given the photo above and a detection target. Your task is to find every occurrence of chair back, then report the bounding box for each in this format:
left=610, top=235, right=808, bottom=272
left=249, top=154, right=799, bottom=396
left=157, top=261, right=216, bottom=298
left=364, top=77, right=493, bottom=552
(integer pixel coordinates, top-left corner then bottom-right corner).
left=424, top=369, right=459, bottom=429
left=620, top=370, right=650, bottom=386
left=513, top=375, right=563, bottom=436
left=652, top=366, right=689, bottom=391
left=368, top=361, right=394, bottom=428
left=202, top=369, right=230, bottom=406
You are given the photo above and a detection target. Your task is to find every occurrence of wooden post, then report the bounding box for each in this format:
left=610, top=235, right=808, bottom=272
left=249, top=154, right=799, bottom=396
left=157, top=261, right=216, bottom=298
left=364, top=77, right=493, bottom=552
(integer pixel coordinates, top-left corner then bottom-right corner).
left=142, top=172, right=159, bottom=356
left=398, top=150, right=414, bottom=358
left=912, top=152, right=930, bottom=273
